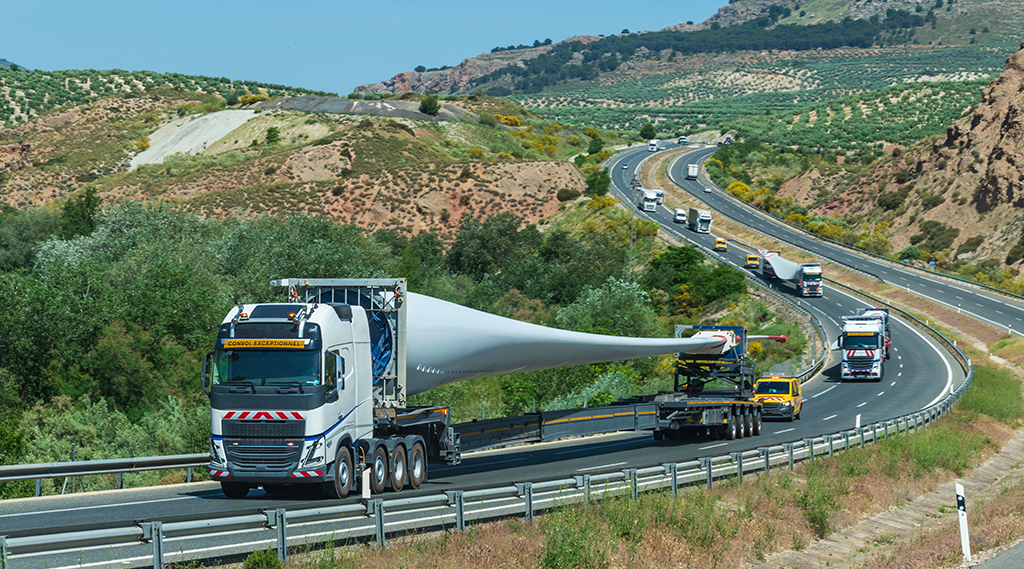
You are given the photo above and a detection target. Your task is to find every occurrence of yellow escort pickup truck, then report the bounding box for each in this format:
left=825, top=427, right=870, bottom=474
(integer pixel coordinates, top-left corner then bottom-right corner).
left=753, top=376, right=803, bottom=421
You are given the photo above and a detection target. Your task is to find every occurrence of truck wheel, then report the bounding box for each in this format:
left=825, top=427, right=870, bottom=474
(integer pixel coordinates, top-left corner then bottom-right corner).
left=221, top=481, right=249, bottom=498
left=736, top=414, right=745, bottom=439
left=408, top=442, right=426, bottom=489
left=752, top=411, right=762, bottom=436
left=725, top=418, right=737, bottom=440
left=390, top=445, right=406, bottom=492
left=743, top=413, right=753, bottom=438
left=369, top=446, right=388, bottom=495
left=324, top=446, right=353, bottom=499
left=653, top=430, right=664, bottom=441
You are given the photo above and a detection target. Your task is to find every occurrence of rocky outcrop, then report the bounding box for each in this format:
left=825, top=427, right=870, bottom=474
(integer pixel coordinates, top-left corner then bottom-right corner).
left=0, top=143, right=30, bottom=173
left=940, top=43, right=1024, bottom=212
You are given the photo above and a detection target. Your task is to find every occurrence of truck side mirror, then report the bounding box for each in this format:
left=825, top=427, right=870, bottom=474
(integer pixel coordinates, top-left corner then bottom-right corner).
left=201, top=351, right=213, bottom=396
left=829, top=341, right=839, bottom=351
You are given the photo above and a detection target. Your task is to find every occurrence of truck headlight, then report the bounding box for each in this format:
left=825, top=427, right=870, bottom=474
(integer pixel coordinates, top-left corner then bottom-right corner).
left=210, top=439, right=226, bottom=468
left=301, top=437, right=326, bottom=467
left=782, top=401, right=792, bottom=407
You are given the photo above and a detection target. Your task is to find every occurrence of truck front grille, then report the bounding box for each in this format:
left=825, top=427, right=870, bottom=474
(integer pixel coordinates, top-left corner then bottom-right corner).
left=226, top=445, right=302, bottom=471
left=847, top=355, right=876, bottom=368
left=223, top=419, right=304, bottom=439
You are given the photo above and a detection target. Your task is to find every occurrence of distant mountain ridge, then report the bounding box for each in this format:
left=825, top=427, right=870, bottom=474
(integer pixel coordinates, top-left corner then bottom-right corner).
left=355, top=0, right=1014, bottom=97
left=0, top=58, right=14, bottom=69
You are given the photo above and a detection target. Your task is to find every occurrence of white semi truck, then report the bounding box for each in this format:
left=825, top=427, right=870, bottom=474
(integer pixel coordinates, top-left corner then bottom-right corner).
left=638, top=189, right=659, bottom=212
left=760, top=251, right=824, bottom=297
left=837, top=315, right=886, bottom=382
left=688, top=208, right=712, bottom=233
left=686, top=163, right=699, bottom=180
left=203, top=279, right=732, bottom=499
left=648, top=139, right=659, bottom=152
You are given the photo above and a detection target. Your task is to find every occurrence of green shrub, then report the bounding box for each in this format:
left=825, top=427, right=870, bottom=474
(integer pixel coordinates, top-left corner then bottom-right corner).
left=556, top=188, right=581, bottom=202
left=955, top=235, right=984, bottom=256
left=243, top=550, right=282, bottom=569
left=898, top=245, right=922, bottom=261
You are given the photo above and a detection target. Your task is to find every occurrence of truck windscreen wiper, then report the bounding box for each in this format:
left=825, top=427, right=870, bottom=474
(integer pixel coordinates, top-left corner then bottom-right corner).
left=273, top=382, right=306, bottom=394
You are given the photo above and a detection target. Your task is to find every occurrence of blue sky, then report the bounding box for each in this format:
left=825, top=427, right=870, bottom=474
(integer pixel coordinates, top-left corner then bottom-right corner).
left=1, top=1, right=727, bottom=95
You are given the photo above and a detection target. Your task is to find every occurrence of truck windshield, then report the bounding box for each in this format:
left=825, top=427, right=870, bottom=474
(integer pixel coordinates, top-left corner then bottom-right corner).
left=212, top=349, right=321, bottom=386
left=841, top=335, right=880, bottom=350
left=804, top=274, right=822, bottom=282
left=755, top=381, right=789, bottom=395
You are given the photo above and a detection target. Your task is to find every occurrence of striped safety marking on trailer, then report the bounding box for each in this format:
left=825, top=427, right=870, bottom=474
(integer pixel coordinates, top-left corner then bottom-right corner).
left=209, top=470, right=229, bottom=477
left=223, top=411, right=305, bottom=420
left=292, top=470, right=324, bottom=478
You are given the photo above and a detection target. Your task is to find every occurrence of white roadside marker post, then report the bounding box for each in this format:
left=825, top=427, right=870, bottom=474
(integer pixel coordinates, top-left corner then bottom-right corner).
left=956, top=482, right=971, bottom=563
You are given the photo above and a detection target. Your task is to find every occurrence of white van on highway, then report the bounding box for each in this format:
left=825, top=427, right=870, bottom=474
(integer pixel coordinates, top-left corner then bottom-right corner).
left=673, top=209, right=687, bottom=223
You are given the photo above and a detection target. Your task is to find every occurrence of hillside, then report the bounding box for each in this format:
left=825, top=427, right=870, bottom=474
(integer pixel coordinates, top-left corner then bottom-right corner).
left=0, top=90, right=595, bottom=240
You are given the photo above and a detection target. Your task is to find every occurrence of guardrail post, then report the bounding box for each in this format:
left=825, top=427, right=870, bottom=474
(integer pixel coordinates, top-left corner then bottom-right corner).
left=700, top=458, right=714, bottom=488
left=143, top=521, right=164, bottom=569
left=871, top=425, right=878, bottom=444
left=266, top=508, right=287, bottom=561
left=516, top=483, right=534, bottom=522
left=803, top=439, right=815, bottom=462
left=625, top=469, right=639, bottom=501
left=844, top=431, right=851, bottom=451
left=116, top=472, right=123, bottom=490
left=1, top=535, right=7, bottom=569
left=574, top=474, right=592, bottom=504
left=758, top=448, right=771, bottom=472
left=187, top=467, right=194, bottom=483
left=666, top=463, right=678, bottom=496
left=448, top=490, right=466, bottom=532
left=366, top=499, right=385, bottom=548
left=783, top=443, right=794, bottom=470
left=883, top=421, right=890, bottom=439
left=35, top=479, right=41, bottom=497
left=857, top=428, right=865, bottom=447
left=826, top=436, right=834, bottom=457
left=730, top=453, right=744, bottom=483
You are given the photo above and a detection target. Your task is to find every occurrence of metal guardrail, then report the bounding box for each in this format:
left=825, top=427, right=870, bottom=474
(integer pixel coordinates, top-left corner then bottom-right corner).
left=0, top=391, right=968, bottom=568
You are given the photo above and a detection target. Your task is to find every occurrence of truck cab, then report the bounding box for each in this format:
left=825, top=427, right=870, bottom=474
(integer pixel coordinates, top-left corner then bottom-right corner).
left=713, top=238, right=728, bottom=252
left=798, top=263, right=823, bottom=297
left=753, top=376, right=802, bottom=421
left=638, top=189, right=658, bottom=212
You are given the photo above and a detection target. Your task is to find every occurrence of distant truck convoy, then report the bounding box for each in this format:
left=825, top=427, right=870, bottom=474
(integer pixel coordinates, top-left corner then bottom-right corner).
left=648, top=139, right=659, bottom=152
left=688, top=208, right=712, bottom=233
left=638, top=189, right=659, bottom=212
left=686, top=163, right=699, bottom=180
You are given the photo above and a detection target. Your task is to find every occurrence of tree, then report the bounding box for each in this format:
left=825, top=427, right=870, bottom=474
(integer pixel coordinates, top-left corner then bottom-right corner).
left=419, top=94, right=441, bottom=116
left=639, top=123, right=657, bottom=140
left=414, top=65, right=427, bottom=73
left=584, top=168, right=611, bottom=196
left=587, top=137, right=604, bottom=155
left=59, top=187, right=101, bottom=239
left=265, top=126, right=281, bottom=144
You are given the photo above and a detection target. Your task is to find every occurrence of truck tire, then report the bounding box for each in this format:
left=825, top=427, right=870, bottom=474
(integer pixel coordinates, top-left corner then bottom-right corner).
left=408, top=442, right=426, bottom=489
left=725, top=417, right=737, bottom=440
left=369, top=445, right=388, bottom=495
left=736, top=413, right=745, bottom=439
left=324, top=446, right=353, bottom=499
left=390, top=445, right=406, bottom=492
left=743, top=413, right=753, bottom=438
left=752, top=411, right=762, bottom=436
left=221, top=481, right=249, bottom=498
left=653, top=430, right=664, bottom=441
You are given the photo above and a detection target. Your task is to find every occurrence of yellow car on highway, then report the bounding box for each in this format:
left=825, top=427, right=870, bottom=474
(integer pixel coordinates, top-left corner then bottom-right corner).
left=753, top=376, right=803, bottom=421
left=713, top=238, right=727, bottom=252
left=744, top=254, right=760, bottom=269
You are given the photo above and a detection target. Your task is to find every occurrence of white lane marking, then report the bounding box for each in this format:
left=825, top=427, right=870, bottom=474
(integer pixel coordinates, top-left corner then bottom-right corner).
left=857, top=402, right=868, bottom=408
left=898, top=355, right=902, bottom=360
left=955, top=296, right=964, bottom=300
left=877, top=392, right=885, bottom=396
left=811, top=385, right=837, bottom=398
left=891, top=382, right=897, bottom=386
left=996, top=310, right=1004, bottom=314
left=893, top=347, right=898, bottom=352
left=823, top=414, right=838, bottom=421
left=898, top=372, right=902, bottom=377
left=774, top=428, right=795, bottom=434
left=698, top=442, right=729, bottom=451
left=577, top=461, right=628, bottom=472
left=0, top=496, right=195, bottom=519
